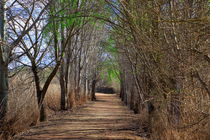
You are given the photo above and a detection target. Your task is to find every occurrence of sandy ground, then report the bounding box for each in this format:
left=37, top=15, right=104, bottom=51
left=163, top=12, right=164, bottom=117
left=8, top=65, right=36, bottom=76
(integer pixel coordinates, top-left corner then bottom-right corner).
left=16, top=93, right=145, bottom=140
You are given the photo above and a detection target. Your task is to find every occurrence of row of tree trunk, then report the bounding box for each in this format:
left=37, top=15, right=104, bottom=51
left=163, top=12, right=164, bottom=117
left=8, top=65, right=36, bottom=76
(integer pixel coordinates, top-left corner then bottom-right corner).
left=0, top=0, right=106, bottom=125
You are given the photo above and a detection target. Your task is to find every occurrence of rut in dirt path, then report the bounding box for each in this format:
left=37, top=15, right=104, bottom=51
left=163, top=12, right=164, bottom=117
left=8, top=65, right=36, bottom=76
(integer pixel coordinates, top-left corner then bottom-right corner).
left=17, top=93, right=145, bottom=140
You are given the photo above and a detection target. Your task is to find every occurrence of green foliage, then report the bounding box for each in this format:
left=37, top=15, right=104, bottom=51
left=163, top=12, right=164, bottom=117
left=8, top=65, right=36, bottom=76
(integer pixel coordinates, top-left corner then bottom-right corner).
left=100, top=59, right=120, bottom=84
left=106, top=62, right=120, bottom=83
left=101, top=37, right=118, bottom=55
left=43, top=0, right=88, bottom=39
left=99, top=37, right=120, bottom=84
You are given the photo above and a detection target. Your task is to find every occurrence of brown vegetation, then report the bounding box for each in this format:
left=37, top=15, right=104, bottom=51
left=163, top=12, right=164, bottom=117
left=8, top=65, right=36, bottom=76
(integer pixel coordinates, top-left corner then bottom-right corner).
left=1, top=74, right=90, bottom=139
left=108, top=0, right=210, bottom=140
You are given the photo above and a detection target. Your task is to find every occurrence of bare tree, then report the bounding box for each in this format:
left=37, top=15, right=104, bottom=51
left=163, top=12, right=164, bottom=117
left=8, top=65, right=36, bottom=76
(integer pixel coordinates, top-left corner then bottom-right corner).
left=1, top=0, right=50, bottom=122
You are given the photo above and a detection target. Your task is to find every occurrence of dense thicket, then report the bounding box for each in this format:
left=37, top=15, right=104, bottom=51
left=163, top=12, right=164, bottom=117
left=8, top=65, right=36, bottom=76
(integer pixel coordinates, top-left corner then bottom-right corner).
left=106, top=0, right=210, bottom=139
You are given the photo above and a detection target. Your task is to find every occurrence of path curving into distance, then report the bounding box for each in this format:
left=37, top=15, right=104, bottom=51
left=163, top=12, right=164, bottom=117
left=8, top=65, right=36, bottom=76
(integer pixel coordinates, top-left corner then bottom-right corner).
left=16, top=93, right=145, bottom=140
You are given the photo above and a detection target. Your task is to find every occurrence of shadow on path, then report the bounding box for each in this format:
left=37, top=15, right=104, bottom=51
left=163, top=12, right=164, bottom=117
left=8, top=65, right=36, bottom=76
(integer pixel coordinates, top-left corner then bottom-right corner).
left=16, top=93, right=144, bottom=140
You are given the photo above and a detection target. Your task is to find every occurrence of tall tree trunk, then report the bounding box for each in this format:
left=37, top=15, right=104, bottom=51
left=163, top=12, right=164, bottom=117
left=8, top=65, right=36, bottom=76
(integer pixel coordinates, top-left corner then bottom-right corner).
left=59, top=17, right=68, bottom=110
left=60, top=62, right=67, bottom=110
left=0, top=0, right=8, bottom=122
left=119, top=72, right=125, bottom=101
left=0, top=0, right=4, bottom=40
left=75, top=53, right=81, bottom=100
left=91, top=79, right=96, bottom=101
left=84, top=78, right=88, bottom=100
left=32, top=64, right=47, bottom=122
left=130, top=87, right=134, bottom=110
left=87, top=80, right=91, bottom=99
left=0, top=63, right=8, bottom=121
left=64, top=54, right=71, bottom=109
left=74, top=61, right=79, bottom=99
left=32, top=62, right=60, bottom=122
left=37, top=92, right=47, bottom=122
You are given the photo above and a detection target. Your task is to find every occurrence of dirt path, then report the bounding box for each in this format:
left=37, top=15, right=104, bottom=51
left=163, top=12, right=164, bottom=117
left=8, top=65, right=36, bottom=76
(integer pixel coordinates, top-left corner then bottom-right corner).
left=16, top=93, right=145, bottom=140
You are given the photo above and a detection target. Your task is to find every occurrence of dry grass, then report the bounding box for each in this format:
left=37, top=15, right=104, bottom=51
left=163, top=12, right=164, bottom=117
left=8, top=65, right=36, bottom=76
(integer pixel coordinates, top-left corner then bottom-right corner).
left=75, top=94, right=88, bottom=106
left=146, top=87, right=210, bottom=140
left=45, top=83, right=61, bottom=113
left=149, top=112, right=210, bottom=140
left=128, top=82, right=210, bottom=140
left=0, top=73, right=38, bottom=139
left=0, top=74, right=89, bottom=139
left=44, top=84, right=88, bottom=114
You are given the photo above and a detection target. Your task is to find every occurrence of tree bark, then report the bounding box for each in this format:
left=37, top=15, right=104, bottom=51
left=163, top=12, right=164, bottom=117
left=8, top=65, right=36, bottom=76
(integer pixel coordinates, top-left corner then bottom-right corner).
left=0, top=0, right=8, bottom=122
left=39, top=102, right=47, bottom=122
left=91, top=80, right=96, bottom=101
left=60, top=62, right=67, bottom=110
left=0, top=62, right=8, bottom=121
left=32, top=62, right=60, bottom=122
left=119, top=72, right=125, bottom=101
left=31, top=64, right=46, bottom=122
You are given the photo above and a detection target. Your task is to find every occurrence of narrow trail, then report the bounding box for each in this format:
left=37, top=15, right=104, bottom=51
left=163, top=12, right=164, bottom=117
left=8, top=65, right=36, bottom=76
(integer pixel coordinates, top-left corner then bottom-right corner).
left=17, top=93, right=145, bottom=140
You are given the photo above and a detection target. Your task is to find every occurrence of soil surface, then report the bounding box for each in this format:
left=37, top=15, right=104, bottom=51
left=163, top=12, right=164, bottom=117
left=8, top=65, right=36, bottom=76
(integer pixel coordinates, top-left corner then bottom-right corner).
left=16, top=93, right=145, bottom=140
